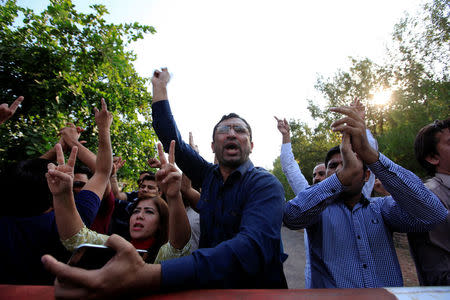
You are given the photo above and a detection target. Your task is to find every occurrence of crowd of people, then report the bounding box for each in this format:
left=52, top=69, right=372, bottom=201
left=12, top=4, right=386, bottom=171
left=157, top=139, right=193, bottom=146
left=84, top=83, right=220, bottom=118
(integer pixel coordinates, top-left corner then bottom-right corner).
left=0, top=68, right=448, bottom=298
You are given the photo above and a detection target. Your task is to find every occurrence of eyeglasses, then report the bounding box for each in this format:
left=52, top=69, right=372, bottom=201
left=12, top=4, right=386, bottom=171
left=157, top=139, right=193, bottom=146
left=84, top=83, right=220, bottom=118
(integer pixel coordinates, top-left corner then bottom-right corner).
left=73, top=181, right=86, bottom=188
left=216, top=124, right=249, bottom=135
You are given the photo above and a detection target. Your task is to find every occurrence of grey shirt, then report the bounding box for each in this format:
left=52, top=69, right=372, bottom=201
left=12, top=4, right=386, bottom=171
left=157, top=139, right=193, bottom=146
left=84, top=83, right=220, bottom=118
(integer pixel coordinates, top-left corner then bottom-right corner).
left=408, top=173, right=450, bottom=286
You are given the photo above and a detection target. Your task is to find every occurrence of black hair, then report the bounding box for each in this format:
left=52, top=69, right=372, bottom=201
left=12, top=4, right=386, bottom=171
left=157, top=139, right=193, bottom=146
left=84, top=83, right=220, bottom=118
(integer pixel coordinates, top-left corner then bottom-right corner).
left=74, top=164, right=93, bottom=179
left=324, top=145, right=341, bottom=169
left=140, top=174, right=156, bottom=183
left=212, top=113, right=252, bottom=141
left=414, top=118, right=450, bottom=176
left=324, top=145, right=368, bottom=172
left=137, top=171, right=155, bottom=184
left=140, top=170, right=154, bottom=176
left=0, top=158, right=53, bottom=216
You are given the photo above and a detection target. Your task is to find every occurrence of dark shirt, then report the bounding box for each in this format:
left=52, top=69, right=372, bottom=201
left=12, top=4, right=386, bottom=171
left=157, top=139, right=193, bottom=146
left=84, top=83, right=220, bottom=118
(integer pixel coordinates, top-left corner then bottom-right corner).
left=408, top=173, right=450, bottom=286
left=284, top=154, right=448, bottom=288
left=152, top=100, right=287, bottom=289
left=0, top=190, right=100, bottom=285
left=126, top=190, right=138, bottom=202
left=90, top=190, right=115, bottom=234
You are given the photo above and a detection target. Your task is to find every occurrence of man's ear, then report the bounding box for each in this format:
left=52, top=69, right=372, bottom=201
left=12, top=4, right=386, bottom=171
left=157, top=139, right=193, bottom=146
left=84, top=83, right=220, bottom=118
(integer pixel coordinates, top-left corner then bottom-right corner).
left=211, top=142, right=215, bottom=153
left=250, top=141, right=254, bottom=153
left=364, top=169, right=370, bottom=182
left=425, top=154, right=439, bottom=166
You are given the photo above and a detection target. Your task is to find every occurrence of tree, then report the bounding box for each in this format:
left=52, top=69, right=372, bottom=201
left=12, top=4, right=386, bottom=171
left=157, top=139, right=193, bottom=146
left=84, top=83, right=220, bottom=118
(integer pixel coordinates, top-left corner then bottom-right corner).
left=0, top=0, right=157, bottom=188
left=305, top=0, right=448, bottom=177
left=272, top=0, right=449, bottom=196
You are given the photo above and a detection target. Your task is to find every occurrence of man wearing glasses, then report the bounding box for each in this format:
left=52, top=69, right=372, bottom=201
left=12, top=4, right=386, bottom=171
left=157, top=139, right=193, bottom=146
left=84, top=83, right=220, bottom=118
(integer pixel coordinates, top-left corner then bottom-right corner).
left=149, top=68, right=287, bottom=290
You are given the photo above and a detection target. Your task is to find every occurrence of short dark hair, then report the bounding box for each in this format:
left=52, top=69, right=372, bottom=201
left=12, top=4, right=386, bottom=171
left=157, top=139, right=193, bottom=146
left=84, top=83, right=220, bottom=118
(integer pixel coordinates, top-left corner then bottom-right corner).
left=140, top=174, right=156, bottom=183
left=324, top=145, right=340, bottom=169
left=139, top=170, right=154, bottom=176
left=324, top=145, right=367, bottom=172
left=414, top=118, right=450, bottom=176
left=212, top=113, right=252, bottom=141
left=137, top=171, right=155, bottom=184
left=74, top=164, right=93, bottom=179
left=0, top=158, right=53, bottom=216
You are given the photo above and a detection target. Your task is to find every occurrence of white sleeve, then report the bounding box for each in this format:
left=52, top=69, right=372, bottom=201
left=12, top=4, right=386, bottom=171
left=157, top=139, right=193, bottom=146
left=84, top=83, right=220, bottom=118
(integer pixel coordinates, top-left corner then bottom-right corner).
left=280, top=143, right=309, bottom=195
left=362, top=129, right=378, bottom=198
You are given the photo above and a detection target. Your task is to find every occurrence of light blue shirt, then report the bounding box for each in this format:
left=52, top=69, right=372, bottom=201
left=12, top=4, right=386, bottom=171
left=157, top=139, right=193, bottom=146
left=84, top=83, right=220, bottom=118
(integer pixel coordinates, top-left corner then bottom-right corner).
left=280, top=129, right=378, bottom=288
left=283, top=153, right=448, bottom=288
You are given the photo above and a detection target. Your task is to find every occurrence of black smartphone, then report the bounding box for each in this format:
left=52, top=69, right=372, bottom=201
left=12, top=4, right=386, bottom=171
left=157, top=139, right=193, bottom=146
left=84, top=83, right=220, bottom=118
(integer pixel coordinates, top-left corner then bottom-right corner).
left=68, top=243, right=147, bottom=270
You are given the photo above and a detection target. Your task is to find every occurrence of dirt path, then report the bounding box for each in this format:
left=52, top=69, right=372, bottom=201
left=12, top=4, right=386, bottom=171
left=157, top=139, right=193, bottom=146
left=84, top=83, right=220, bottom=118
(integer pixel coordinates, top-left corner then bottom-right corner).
left=281, top=226, right=305, bottom=289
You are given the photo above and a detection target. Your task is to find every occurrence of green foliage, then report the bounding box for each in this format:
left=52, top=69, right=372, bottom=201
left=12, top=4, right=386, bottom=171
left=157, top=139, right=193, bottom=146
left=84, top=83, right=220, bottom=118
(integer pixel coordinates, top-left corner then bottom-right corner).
left=312, top=0, right=448, bottom=177
left=0, top=0, right=157, bottom=189
left=272, top=0, right=449, bottom=196
left=271, top=120, right=340, bottom=200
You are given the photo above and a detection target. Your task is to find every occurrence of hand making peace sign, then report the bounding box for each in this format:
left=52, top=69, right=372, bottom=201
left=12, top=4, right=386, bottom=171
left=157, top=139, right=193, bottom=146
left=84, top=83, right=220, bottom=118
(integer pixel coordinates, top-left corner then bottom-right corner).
left=46, top=144, right=78, bottom=197
left=155, top=140, right=181, bottom=199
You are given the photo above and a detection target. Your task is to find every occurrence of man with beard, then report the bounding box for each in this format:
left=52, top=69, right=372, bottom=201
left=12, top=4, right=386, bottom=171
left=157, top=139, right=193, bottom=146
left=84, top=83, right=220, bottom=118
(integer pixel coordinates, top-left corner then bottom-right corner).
left=283, top=105, right=447, bottom=288
left=40, top=68, right=286, bottom=298
left=149, top=68, right=287, bottom=289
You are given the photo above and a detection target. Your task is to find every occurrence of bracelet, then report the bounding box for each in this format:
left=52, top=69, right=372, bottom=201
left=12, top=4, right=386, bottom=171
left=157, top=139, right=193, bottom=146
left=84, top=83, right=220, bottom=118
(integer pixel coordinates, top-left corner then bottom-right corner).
left=110, top=175, right=117, bottom=178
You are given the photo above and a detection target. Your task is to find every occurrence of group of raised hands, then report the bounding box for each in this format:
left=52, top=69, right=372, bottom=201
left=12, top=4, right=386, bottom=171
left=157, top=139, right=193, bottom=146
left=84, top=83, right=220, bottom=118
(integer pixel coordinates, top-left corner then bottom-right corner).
left=274, top=98, right=378, bottom=185
left=46, top=97, right=183, bottom=214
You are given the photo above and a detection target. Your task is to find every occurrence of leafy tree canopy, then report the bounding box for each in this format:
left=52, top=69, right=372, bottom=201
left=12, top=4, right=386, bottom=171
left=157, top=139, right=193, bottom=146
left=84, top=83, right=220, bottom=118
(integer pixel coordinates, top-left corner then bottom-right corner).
left=273, top=0, right=449, bottom=198
left=0, top=0, right=158, bottom=190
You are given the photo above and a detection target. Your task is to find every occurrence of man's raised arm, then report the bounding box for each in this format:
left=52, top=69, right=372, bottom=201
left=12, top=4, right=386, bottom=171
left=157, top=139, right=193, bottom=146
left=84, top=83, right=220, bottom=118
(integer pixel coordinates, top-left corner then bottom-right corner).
left=82, top=98, right=113, bottom=200
left=151, top=68, right=209, bottom=184
left=330, top=105, right=447, bottom=229
left=0, top=96, right=23, bottom=125
left=275, top=116, right=309, bottom=195
left=152, top=68, right=170, bottom=103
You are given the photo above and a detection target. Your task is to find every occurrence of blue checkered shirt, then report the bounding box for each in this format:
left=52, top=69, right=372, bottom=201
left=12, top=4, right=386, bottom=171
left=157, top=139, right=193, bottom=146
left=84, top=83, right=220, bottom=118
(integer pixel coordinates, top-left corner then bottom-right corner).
left=283, top=153, right=448, bottom=288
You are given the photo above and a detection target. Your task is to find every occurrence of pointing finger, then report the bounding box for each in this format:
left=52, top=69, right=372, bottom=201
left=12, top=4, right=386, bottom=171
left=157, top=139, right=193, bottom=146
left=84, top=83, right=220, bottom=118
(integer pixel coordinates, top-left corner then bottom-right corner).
left=168, top=140, right=175, bottom=165
left=101, top=98, right=107, bottom=111
left=9, top=96, right=24, bottom=112
left=67, top=146, right=78, bottom=169
left=157, top=143, right=167, bottom=166
left=55, top=144, right=65, bottom=166
left=41, top=254, right=98, bottom=290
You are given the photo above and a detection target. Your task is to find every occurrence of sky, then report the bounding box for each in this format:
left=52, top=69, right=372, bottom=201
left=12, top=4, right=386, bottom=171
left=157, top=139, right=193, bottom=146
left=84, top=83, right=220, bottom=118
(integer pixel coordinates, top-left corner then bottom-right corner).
left=19, top=0, right=426, bottom=170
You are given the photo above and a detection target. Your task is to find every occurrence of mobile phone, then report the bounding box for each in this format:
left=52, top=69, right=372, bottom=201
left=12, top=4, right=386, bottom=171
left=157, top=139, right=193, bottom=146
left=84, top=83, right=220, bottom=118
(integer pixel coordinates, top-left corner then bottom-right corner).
left=67, top=243, right=147, bottom=270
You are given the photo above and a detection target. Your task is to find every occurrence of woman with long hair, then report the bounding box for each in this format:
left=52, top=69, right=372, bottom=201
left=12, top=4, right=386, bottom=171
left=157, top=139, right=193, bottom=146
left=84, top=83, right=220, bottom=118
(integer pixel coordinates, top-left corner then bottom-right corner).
left=46, top=140, right=191, bottom=264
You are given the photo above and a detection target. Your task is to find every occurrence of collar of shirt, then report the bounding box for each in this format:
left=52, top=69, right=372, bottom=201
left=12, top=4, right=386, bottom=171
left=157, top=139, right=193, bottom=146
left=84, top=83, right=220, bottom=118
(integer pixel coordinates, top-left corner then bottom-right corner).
left=435, top=173, right=450, bottom=189
left=212, top=160, right=254, bottom=184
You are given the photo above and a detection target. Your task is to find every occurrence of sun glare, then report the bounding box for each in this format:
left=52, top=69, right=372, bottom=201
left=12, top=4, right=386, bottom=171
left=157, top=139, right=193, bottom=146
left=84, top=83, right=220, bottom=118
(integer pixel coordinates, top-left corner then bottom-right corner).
left=370, top=89, right=392, bottom=106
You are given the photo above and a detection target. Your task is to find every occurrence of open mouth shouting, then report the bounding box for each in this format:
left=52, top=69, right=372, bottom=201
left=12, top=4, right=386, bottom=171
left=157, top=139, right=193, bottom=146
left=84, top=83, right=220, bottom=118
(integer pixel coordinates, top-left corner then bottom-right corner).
left=223, top=141, right=241, bottom=156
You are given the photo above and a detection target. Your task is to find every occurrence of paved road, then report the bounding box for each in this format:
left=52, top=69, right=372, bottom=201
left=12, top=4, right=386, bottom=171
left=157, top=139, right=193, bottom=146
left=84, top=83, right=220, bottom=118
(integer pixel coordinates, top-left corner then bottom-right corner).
left=281, top=225, right=306, bottom=289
